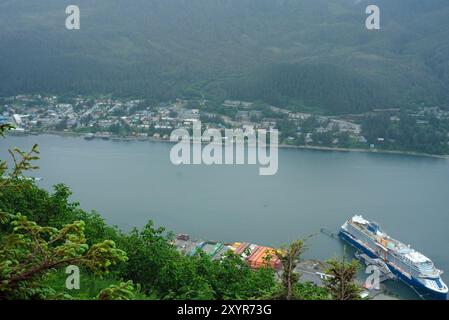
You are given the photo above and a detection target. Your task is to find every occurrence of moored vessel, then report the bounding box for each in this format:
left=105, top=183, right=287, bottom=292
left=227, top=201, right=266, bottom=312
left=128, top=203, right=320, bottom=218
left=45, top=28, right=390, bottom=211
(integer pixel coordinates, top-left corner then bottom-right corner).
left=339, top=215, right=448, bottom=300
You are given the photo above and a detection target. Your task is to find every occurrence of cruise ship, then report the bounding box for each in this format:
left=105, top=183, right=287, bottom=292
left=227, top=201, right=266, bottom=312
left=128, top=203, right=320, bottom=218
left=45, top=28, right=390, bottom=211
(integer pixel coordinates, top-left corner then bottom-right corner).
left=339, top=215, right=448, bottom=300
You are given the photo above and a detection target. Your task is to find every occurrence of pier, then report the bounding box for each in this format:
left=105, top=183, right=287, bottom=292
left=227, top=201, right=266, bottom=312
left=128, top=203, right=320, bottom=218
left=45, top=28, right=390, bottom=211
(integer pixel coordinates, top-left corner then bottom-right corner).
left=355, top=252, right=396, bottom=283
left=320, top=228, right=338, bottom=239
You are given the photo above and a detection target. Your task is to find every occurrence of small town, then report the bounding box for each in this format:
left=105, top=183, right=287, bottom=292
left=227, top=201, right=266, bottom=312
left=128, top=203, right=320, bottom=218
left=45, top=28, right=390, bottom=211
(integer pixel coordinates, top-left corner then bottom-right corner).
left=2, top=94, right=449, bottom=155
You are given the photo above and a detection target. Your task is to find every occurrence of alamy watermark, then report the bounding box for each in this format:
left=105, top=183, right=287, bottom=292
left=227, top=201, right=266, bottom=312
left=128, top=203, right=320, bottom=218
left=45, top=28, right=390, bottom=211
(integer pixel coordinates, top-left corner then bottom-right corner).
left=65, top=5, right=80, bottom=30
left=365, top=265, right=381, bottom=290
left=366, top=5, right=380, bottom=30
left=169, top=121, right=279, bottom=176
left=65, top=265, right=80, bottom=290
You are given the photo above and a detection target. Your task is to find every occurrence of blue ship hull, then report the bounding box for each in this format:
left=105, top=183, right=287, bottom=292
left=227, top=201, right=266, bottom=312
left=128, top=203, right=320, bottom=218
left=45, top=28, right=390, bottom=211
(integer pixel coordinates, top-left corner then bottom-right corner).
left=339, top=230, right=448, bottom=300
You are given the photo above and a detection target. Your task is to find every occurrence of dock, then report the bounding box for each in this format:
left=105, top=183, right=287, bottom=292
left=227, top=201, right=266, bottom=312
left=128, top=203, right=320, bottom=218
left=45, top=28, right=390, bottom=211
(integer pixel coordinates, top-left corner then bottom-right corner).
left=355, top=252, right=396, bottom=283
left=320, top=228, right=396, bottom=284
left=320, top=228, right=338, bottom=239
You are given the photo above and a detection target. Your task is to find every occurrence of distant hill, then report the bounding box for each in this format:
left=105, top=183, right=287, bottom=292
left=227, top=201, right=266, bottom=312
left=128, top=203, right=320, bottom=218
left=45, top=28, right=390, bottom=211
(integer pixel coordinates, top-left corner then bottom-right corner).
left=0, top=0, right=448, bottom=113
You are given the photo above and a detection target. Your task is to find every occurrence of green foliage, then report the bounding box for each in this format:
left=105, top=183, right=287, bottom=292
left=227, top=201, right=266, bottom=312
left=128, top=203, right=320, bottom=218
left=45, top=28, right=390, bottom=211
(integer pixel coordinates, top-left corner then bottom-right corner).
left=114, top=221, right=177, bottom=295
left=0, top=139, right=39, bottom=196
left=270, top=239, right=331, bottom=300
left=362, top=111, right=449, bottom=154
left=97, top=281, right=144, bottom=300
left=41, top=269, right=127, bottom=300
left=0, top=124, right=13, bottom=137
left=116, top=222, right=276, bottom=300
left=227, top=64, right=392, bottom=114
left=0, top=214, right=127, bottom=299
left=1, top=183, right=79, bottom=229
left=295, top=282, right=330, bottom=300
left=323, top=256, right=362, bottom=300
left=273, top=239, right=306, bottom=300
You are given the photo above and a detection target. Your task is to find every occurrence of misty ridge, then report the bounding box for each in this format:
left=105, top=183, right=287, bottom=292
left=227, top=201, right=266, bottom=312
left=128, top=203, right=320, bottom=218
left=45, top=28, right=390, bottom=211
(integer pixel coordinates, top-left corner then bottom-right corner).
left=0, top=0, right=448, bottom=113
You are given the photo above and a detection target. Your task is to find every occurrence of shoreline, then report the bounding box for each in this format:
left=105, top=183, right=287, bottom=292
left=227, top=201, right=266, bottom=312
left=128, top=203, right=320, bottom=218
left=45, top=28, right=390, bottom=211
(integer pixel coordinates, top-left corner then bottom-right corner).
left=278, top=144, right=449, bottom=159
left=8, top=130, right=449, bottom=160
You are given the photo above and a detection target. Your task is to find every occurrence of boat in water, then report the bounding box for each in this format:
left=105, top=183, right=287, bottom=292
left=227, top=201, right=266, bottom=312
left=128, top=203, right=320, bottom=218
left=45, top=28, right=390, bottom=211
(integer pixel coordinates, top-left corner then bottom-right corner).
left=84, top=133, right=94, bottom=141
left=339, top=215, right=448, bottom=300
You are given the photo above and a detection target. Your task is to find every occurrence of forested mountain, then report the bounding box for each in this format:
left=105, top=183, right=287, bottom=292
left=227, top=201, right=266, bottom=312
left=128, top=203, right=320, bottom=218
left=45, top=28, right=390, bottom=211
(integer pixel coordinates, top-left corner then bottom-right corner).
left=1, top=0, right=448, bottom=113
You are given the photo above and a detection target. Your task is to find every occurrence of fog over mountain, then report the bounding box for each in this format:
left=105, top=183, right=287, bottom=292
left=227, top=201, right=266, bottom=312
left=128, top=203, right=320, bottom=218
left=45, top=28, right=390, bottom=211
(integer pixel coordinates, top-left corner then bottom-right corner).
left=1, top=0, right=448, bottom=113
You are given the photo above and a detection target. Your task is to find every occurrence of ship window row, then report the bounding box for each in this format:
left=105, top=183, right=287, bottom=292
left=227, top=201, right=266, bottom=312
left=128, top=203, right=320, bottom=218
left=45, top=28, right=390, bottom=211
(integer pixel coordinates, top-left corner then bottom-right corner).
left=350, top=225, right=435, bottom=275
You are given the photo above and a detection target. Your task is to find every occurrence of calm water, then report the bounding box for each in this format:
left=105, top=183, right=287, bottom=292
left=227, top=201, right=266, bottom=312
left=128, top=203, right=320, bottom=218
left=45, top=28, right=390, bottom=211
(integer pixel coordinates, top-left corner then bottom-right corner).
left=2, top=134, right=449, bottom=299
